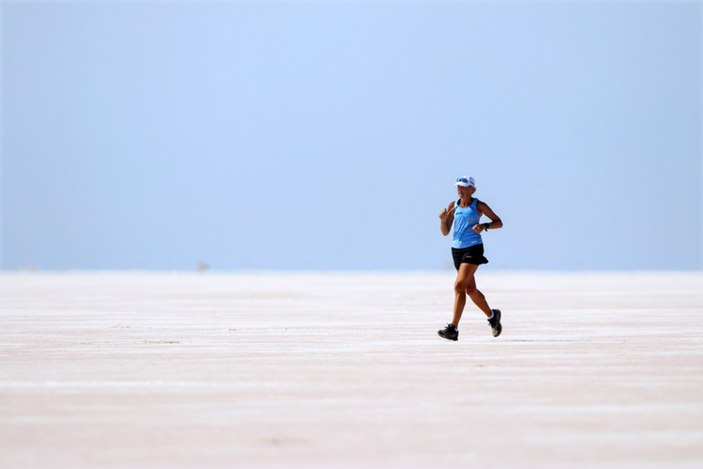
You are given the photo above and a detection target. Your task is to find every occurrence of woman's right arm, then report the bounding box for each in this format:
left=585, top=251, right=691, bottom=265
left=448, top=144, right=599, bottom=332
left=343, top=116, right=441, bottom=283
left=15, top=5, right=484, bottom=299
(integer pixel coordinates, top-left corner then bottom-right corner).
left=438, top=202, right=455, bottom=236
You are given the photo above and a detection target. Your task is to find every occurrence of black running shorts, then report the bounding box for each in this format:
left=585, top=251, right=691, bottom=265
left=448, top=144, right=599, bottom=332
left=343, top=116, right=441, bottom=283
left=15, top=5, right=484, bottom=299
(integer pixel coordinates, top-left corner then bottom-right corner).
left=451, top=244, right=489, bottom=270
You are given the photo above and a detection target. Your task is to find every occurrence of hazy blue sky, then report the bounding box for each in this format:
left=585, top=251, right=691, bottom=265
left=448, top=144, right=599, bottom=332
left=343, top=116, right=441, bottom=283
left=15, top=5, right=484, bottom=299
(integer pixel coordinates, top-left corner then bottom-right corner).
left=1, top=1, right=701, bottom=271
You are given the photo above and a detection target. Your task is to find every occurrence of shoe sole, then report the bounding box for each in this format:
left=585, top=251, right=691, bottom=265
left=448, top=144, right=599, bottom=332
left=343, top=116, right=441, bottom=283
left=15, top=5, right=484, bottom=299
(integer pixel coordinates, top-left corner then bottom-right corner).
left=438, top=331, right=458, bottom=341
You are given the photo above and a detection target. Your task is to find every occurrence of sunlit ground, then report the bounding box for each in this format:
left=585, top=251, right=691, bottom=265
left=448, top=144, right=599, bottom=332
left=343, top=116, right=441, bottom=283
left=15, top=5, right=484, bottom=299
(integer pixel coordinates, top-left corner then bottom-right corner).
left=1, top=271, right=702, bottom=467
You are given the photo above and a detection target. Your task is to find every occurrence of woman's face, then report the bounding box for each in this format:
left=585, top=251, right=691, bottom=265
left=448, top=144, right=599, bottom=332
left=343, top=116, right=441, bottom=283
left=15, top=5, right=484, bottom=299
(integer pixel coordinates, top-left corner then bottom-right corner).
left=457, top=185, right=475, bottom=198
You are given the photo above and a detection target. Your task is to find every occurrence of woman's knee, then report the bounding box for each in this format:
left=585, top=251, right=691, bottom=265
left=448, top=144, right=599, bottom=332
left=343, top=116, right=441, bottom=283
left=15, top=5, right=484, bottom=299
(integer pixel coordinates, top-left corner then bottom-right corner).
left=455, top=265, right=477, bottom=293
left=454, top=280, right=469, bottom=293
left=455, top=278, right=475, bottom=293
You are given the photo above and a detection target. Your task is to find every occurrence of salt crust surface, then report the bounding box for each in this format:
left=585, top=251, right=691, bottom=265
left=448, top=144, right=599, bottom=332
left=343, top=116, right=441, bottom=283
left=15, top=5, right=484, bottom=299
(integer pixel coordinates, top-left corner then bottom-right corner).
left=1, top=271, right=702, bottom=468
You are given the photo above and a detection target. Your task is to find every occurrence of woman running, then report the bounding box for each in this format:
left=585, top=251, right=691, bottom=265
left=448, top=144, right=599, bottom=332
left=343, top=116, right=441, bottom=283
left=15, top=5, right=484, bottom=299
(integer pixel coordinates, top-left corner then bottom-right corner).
left=437, top=176, right=503, bottom=341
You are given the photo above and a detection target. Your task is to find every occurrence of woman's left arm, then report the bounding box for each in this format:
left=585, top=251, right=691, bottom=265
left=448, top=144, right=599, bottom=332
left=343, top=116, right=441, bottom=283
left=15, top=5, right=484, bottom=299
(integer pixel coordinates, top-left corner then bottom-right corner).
left=473, top=201, right=503, bottom=233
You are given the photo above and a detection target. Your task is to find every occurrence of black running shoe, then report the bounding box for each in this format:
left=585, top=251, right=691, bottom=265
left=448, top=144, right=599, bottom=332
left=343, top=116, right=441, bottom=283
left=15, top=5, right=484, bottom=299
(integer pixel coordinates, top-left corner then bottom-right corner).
left=488, top=309, right=502, bottom=337
left=438, top=323, right=459, bottom=341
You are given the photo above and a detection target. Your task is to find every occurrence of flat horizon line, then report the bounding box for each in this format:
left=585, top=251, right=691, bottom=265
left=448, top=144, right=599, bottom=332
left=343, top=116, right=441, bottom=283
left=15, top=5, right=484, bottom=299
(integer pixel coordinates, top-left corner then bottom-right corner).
left=1, top=268, right=702, bottom=275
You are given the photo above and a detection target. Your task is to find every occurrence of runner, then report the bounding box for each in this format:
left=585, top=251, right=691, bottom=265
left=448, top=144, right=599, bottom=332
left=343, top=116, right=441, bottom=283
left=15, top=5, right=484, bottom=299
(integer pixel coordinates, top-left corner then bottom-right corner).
left=437, top=176, right=503, bottom=341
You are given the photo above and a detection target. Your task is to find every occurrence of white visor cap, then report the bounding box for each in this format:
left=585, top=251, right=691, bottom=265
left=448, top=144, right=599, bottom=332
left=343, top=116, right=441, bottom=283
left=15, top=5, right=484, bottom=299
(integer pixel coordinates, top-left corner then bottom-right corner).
left=454, top=176, right=475, bottom=187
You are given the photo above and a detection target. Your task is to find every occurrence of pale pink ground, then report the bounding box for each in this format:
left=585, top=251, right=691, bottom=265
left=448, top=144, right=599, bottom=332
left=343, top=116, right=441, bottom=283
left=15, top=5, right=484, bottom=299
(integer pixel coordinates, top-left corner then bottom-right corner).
left=1, top=272, right=702, bottom=468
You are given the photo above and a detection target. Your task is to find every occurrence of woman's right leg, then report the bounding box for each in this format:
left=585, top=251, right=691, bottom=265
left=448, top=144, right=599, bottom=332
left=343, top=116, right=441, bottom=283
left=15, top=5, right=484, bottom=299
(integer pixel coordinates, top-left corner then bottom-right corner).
left=451, top=263, right=478, bottom=326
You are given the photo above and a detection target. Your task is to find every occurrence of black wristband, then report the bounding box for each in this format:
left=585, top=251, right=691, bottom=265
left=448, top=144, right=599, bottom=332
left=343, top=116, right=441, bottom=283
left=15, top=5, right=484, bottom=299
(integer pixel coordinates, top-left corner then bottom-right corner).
left=483, top=223, right=490, bottom=231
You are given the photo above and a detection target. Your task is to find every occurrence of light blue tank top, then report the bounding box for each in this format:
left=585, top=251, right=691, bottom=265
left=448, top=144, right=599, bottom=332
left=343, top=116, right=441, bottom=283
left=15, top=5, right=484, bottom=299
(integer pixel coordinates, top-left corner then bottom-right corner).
left=452, top=198, right=483, bottom=248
